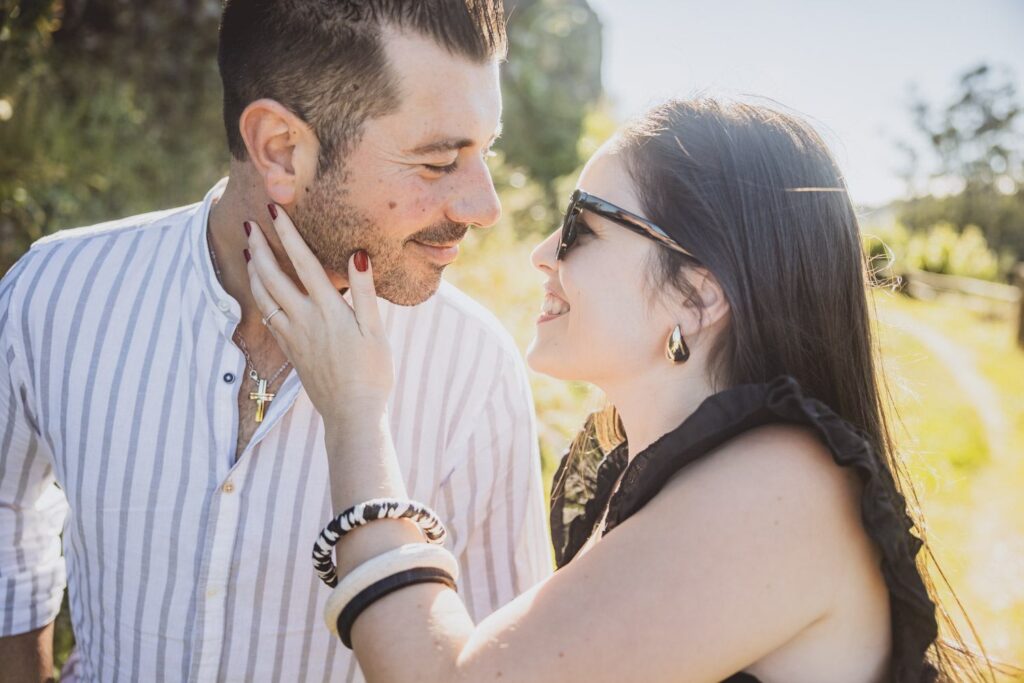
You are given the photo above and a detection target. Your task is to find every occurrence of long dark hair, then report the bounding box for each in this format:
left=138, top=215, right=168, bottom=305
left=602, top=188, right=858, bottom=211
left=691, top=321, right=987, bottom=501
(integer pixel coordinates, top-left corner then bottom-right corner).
left=558, top=98, right=998, bottom=681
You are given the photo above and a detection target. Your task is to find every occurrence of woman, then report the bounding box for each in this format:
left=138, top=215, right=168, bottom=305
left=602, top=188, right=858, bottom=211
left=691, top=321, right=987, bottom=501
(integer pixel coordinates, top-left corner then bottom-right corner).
left=242, top=98, right=979, bottom=682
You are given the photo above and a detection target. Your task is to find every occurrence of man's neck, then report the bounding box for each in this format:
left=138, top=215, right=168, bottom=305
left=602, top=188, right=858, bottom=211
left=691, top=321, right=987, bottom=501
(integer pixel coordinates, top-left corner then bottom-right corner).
left=208, top=177, right=262, bottom=325
left=207, top=173, right=353, bottom=366
left=206, top=177, right=291, bottom=366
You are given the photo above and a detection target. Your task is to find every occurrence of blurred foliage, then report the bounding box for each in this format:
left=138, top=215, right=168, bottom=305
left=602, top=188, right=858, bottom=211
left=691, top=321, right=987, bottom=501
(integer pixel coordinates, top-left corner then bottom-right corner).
left=499, top=0, right=603, bottom=216
left=864, top=220, right=1015, bottom=282
left=895, top=64, right=1024, bottom=268
left=489, top=103, right=617, bottom=239
left=0, top=0, right=227, bottom=273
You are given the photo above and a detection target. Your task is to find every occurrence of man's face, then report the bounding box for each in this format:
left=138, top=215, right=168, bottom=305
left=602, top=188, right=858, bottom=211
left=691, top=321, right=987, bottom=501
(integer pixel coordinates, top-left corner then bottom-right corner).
left=292, top=29, right=503, bottom=306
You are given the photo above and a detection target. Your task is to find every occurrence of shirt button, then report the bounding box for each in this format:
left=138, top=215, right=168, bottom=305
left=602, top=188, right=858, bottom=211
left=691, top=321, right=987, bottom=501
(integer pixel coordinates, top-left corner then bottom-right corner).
left=222, top=481, right=235, bottom=493
left=217, top=300, right=230, bottom=312
left=223, top=372, right=235, bottom=383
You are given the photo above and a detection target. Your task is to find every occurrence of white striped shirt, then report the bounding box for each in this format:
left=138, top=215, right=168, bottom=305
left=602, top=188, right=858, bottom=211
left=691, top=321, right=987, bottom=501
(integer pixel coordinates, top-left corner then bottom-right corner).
left=0, top=178, right=553, bottom=682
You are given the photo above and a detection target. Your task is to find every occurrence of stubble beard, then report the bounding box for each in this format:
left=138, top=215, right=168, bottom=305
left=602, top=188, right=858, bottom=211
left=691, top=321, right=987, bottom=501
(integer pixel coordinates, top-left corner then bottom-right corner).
left=291, top=163, right=468, bottom=307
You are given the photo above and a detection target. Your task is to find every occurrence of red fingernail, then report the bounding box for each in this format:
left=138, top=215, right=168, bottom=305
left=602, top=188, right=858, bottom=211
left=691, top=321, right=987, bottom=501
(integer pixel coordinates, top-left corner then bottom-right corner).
left=267, top=203, right=278, bottom=220
left=244, top=249, right=251, bottom=262
left=354, top=250, right=369, bottom=273
left=243, top=221, right=251, bottom=236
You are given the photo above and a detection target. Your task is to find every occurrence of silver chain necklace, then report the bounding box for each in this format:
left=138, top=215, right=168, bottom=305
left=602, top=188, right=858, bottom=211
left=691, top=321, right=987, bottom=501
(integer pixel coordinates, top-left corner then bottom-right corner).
left=207, top=230, right=291, bottom=422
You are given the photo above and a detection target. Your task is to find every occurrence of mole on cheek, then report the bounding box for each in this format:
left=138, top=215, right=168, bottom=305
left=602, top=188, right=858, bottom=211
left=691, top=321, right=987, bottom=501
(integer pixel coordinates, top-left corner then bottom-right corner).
left=388, top=201, right=397, bottom=210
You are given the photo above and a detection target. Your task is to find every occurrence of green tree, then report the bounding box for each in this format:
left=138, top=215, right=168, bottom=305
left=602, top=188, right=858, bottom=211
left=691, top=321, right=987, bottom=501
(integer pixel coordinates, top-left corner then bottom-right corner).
left=499, top=0, right=603, bottom=220
left=0, top=0, right=228, bottom=274
left=896, top=63, right=1024, bottom=270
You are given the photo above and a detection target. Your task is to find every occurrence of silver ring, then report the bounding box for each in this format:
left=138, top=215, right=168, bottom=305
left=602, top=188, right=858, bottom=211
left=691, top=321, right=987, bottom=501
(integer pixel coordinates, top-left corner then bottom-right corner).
left=262, top=307, right=284, bottom=327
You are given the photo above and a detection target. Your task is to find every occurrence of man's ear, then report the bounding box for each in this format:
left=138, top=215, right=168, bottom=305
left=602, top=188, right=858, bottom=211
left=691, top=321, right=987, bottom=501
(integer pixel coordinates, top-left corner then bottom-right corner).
left=238, top=98, right=319, bottom=207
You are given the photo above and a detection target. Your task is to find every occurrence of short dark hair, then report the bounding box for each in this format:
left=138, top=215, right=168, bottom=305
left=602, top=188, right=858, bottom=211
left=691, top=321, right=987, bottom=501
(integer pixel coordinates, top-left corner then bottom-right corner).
left=218, top=0, right=506, bottom=171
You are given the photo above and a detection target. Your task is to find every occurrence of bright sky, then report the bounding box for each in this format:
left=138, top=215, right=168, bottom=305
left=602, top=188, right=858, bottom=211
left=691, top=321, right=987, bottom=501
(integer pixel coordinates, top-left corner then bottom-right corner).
left=588, top=0, right=1024, bottom=206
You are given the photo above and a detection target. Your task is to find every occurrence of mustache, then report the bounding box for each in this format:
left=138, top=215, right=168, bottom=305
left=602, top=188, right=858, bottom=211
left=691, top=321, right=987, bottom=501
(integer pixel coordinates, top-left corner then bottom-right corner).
left=406, top=221, right=470, bottom=246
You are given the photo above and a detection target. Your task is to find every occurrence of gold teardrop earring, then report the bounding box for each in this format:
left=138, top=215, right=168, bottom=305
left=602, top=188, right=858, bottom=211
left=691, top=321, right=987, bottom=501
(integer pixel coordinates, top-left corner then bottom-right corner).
left=665, top=325, right=690, bottom=364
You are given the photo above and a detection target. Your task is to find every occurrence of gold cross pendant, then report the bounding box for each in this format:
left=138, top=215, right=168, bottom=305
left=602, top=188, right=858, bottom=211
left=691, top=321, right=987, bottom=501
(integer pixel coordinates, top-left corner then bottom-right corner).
left=249, top=378, right=276, bottom=423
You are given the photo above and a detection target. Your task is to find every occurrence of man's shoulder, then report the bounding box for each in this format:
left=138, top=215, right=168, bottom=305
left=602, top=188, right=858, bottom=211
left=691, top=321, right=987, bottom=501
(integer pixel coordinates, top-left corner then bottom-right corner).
left=33, top=202, right=199, bottom=252
left=2, top=201, right=201, bottom=322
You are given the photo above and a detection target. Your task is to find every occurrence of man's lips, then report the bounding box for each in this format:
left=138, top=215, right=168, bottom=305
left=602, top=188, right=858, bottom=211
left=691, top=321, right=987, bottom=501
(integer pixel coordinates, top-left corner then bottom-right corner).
left=414, top=240, right=461, bottom=249
left=411, top=240, right=460, bottom=265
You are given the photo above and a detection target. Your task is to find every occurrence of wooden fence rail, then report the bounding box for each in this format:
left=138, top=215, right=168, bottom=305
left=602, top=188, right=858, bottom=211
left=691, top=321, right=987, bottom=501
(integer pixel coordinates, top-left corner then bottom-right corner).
left=902, top=267, right=1024, bottom=350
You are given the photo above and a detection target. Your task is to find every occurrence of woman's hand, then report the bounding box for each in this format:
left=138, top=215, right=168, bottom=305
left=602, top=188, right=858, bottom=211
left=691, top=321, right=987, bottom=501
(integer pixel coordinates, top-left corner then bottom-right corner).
left=245, top=204, right=414, bottom=565
left=243, top=203, right=395, bottom=429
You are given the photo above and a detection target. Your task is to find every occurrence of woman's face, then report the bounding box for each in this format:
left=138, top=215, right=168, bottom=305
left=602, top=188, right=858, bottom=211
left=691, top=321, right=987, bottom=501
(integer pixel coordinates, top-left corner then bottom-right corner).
left=527, top=145, right=680, bottom=385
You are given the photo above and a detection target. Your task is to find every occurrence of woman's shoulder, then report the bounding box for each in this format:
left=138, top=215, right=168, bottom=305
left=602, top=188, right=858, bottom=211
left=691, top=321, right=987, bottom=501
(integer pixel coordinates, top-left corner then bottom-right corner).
left=681, top=421, right=862, bottom=513
left=550, top=375, right=938, bottom=680
left=588, top=413, right=890, bottom=682
left=632, top=414, right=895, bottom=682
left=602, top=375, right=881, bottom=529
left=604, top=376, right=938, bottom=681
left=660, top=420, right=871, bottom=572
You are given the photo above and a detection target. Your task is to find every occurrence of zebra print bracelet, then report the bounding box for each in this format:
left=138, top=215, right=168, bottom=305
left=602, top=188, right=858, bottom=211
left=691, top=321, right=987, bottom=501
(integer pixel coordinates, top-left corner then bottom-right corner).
left=312, top=498, right=448, bottom=587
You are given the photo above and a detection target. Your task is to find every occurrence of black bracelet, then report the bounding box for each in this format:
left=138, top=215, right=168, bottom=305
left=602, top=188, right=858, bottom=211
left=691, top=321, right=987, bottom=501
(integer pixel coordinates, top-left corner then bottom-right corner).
left=337, top=567, right=457, bottom=649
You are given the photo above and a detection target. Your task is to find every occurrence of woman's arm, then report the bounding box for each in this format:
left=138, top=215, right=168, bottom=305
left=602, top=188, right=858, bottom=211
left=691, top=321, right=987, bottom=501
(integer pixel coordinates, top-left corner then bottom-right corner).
left=340, top=424, right=855, bottom=683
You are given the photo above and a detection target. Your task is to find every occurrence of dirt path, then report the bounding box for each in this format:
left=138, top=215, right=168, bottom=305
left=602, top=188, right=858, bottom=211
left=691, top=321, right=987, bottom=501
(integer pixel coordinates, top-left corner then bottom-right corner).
left=878, top=309, right=1024, bottom=660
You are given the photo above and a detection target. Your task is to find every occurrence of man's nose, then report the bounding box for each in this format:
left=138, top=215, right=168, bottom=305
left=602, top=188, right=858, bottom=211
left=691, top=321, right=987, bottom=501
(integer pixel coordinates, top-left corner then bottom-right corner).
left=447, top=157, right=502, bottom=229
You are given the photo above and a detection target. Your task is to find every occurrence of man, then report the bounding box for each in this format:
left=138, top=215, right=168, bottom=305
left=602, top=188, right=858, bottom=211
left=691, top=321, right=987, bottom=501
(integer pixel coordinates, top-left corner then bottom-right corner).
left=0, top=1, right=552, bottom=680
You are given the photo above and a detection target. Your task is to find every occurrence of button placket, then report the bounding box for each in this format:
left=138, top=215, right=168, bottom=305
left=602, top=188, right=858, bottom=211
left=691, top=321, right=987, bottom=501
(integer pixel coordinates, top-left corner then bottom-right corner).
left=193, top=466, right=245, bottom=681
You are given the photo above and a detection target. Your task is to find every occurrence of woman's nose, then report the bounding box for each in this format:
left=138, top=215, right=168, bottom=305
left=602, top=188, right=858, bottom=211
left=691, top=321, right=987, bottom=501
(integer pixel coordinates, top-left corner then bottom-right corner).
left=530, top=228, right=561, bottom=273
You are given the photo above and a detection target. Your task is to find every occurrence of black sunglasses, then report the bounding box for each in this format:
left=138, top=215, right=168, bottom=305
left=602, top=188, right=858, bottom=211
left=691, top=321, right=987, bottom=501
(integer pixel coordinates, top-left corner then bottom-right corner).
left=556, top=189, right=699, bottom=261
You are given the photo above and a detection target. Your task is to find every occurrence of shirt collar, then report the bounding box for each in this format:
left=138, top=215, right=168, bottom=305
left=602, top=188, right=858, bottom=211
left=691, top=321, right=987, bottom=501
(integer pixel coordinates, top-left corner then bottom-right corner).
left=188, top=177, right=243, bottom=335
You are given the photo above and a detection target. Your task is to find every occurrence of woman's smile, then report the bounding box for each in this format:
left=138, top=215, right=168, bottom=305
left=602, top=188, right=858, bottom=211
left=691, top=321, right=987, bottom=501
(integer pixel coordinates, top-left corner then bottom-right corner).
left=538, top=289, right=571, bottom=324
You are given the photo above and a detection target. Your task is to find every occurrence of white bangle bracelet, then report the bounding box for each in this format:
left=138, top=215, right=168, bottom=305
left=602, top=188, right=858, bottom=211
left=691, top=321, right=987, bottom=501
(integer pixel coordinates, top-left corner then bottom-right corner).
left=323, top=543, right=460, bottom=637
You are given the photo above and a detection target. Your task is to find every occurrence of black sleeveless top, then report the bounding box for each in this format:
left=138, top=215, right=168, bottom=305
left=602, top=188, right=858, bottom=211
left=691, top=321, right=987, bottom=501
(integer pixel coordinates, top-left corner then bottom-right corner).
left=549, top=375, right=939, bottom=683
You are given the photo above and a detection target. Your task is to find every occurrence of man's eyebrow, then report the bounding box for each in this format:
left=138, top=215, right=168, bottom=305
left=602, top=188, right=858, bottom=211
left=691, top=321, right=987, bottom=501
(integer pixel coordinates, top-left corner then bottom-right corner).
left=405, top=124, right=504, bottom=157
left=406, top=138, right=475, bottom=156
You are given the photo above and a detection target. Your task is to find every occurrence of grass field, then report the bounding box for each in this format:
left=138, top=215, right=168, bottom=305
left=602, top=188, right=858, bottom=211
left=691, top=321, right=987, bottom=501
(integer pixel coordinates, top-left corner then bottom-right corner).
left=872, top=293, right=1024, bottom=676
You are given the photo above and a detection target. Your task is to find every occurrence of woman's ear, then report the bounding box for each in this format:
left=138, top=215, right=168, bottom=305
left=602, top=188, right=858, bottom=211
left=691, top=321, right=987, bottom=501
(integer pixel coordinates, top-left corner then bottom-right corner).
left=676, top=267, right=730, bottom=337
left=238, top=98, right=320, bottom=207
left=694, top=268, right=729, bottom=327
